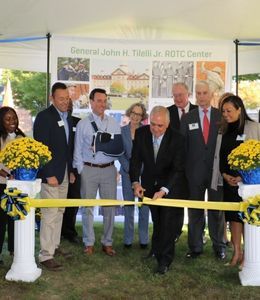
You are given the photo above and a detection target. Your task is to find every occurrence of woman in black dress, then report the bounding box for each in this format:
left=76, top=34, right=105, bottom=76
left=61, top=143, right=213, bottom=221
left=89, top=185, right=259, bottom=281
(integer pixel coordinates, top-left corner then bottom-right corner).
left=219, top=95, right=260, bottom=267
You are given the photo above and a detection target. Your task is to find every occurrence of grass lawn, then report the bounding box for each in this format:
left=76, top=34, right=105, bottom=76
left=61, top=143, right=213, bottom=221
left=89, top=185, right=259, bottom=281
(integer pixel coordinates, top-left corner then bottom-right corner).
left=0, top=223, right=260, bottom=300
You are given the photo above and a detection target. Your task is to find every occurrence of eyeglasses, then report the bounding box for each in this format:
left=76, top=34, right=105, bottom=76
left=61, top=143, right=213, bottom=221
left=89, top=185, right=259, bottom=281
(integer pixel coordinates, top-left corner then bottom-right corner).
left=130, top=111, right=143, bottom=117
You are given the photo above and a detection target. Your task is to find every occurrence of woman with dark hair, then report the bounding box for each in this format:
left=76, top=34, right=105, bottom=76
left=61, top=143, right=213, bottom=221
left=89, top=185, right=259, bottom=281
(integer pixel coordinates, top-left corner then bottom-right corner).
left=0, top=107, right=25, bottom=264
left=119, top=102, right=150, bottom=249
left=214, top=95, right=260, bottom=267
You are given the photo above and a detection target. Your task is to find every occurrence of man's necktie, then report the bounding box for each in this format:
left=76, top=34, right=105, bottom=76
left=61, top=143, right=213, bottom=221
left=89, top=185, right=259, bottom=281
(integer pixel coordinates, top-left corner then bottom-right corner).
left=61, top=112, right=69, bottom=143
left=153, top=137, right=159, bottom=161
left=203, top=108, right=209, bottom=144
left=181, top=108, right=185, bottom=119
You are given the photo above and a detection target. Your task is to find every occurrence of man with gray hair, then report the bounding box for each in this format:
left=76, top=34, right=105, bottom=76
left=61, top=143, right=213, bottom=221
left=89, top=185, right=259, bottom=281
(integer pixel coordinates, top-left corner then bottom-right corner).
left=130, top=106, right=186, bottom=275
left=180, top=81, right=226, bottom=260
left=168, top=82, right=197, bottom=130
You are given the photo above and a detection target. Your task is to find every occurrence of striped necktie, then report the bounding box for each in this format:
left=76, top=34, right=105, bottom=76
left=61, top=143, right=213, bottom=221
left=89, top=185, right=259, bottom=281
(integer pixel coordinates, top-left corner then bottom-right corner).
left=153, top=137, right=159, bottom=161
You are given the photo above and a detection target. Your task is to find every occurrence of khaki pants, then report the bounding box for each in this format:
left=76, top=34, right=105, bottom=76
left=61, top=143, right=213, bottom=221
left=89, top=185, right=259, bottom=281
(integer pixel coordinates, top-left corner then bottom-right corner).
left=39, top=173, right=68, bottom=262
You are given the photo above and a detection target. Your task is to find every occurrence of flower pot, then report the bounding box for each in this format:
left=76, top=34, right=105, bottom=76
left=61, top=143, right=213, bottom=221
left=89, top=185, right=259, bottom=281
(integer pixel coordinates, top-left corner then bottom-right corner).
left=239, top=168, right=260, bottom=184
left=13, top=168, right=38, bottom=181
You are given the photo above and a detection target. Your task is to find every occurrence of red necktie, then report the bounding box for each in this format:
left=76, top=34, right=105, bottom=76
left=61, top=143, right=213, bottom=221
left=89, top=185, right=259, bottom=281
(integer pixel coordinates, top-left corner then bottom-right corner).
left=203, top=109, right=209, bottom=144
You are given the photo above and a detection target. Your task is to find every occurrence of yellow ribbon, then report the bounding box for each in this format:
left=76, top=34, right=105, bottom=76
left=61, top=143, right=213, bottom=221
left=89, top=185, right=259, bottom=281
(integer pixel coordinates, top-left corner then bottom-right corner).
left=239, top=195, right=260, bottom=225
left=2, top=187, right=260, bottom=226
left=30, top=199, right=135, bottom=208
left=29, top=197, right=245, bottom=212
left=0, top=188, right=30, bottom=220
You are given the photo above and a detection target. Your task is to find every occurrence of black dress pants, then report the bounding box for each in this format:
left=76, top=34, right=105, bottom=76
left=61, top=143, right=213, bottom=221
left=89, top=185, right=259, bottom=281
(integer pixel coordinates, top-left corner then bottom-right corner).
left=0, top=184, right=14, bottom=254
left=61, top=173, right=80, bottom=239
left=150, top=204, right=183, bottom=267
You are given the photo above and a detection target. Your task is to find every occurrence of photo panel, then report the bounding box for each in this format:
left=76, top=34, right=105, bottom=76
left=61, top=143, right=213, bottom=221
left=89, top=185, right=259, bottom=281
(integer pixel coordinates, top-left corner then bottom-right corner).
left=57, top=57, right=90, bottom=82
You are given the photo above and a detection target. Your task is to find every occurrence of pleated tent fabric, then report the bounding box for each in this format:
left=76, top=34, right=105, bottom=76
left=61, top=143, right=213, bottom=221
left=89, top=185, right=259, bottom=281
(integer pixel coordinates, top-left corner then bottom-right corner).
left=1, top=0, right=260, bottom=73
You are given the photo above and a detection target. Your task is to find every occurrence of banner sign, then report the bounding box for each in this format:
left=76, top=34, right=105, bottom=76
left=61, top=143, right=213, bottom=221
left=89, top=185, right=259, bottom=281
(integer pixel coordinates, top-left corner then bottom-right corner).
left=51, top=37, right=233, bottom=121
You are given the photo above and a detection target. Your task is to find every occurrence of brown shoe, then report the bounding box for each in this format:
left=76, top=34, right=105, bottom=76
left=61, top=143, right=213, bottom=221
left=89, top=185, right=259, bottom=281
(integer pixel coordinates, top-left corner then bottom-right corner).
left=55, top=248, right=73, bottom=258
left=84, top=246, right=94, bottom=255
left=40, top=259, right=63, bottom=271
left=102, top=245, right=116, bottom=256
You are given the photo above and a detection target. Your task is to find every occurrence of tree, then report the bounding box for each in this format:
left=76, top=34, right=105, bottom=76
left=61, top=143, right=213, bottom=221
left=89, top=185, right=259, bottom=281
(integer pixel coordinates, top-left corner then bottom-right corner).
left=1, top=70, right=47, bottom=116
left=238, top=80, right=260, bottom=109
left=110, top=82, right=125, bottom=94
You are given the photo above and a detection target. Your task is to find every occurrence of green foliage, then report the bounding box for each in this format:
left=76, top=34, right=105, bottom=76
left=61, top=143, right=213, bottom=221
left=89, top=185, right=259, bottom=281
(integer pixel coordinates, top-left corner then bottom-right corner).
left=232, top=74, right=260, bottom=109
left=236, top=73, right=260, bottom=81
left=238, top=80, right=260, bottom=109
left=1, top=70, right=47, bottom=116
left=133, top=86, right=149, bottom=97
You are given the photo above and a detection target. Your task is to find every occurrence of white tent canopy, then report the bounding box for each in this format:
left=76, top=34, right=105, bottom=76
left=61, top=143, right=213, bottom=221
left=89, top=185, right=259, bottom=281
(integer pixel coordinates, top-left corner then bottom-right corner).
left=0, top=0, right=260, bottom=73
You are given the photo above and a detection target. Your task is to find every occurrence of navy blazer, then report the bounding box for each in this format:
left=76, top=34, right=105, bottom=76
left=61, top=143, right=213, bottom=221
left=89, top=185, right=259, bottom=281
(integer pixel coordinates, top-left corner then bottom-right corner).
left=129, top=125, right=186, bottom=199
left=168, top=102, right=197, bottom=130
left=33, top=105, right=74, bottom=184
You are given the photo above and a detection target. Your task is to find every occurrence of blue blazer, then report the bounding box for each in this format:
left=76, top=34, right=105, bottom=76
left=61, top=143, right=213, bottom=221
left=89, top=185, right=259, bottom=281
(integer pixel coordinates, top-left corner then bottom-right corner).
left=119, top=124, right=132, bottom=175
left=33, top=105, right=74, bottom=184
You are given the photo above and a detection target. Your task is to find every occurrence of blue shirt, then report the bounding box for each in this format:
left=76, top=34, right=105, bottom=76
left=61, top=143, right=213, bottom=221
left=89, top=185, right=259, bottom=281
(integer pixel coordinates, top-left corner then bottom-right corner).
left=73, top=112, right=121, bottom=173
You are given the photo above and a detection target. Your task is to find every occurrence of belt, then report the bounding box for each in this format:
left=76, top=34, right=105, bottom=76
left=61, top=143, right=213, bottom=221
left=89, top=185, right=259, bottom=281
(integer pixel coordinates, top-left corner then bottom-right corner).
left=84, top=162, right=114, bottom=168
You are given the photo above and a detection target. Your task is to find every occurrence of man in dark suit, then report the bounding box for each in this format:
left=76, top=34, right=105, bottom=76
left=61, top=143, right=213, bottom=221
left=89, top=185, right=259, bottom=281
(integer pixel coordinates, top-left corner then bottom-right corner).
left=130, top=106, right=185, bottom=275
left=168, top=82, right=197, bottom=130
left=180, top=80, right=225, bottom=260
left=34, top=82, right=75, bottom=271
left=167, top=82, right=197, bottom=241
left=61, top=100, right=81, bottom=244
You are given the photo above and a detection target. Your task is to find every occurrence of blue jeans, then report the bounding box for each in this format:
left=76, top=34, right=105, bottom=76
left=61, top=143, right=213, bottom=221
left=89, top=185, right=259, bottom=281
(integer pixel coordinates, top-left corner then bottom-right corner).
left=121, top=172, right=149, bottom=245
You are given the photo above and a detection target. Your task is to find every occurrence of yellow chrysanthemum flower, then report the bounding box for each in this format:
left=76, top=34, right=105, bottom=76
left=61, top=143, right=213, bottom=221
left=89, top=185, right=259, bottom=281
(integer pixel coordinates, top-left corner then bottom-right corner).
left=228, top=139, right=260, bottom=171
left=0, top=137, right=52, bottom=170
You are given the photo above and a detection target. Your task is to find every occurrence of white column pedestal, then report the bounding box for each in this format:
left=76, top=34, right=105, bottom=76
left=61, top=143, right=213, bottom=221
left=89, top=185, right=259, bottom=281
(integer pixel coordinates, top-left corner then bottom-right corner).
left=5, top=179, right=42, bottom=282
left=238, top=183, right=260, bottom=286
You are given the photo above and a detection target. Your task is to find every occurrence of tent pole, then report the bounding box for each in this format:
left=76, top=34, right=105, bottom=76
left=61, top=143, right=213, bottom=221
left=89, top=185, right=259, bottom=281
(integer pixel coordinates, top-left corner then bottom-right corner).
left=46, top=33, right=51, bottom=107
left=234, top=39, right=239, bottom=96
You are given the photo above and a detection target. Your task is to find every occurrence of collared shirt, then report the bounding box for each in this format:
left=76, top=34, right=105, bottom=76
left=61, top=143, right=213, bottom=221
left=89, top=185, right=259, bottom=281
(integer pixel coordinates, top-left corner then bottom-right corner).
left=73, top=112, right=121, bottom=174
left=177, top=102, right=190, bottom=120
left=198, top=106, right=211, bottom=129
left=153, top=134, right=164, bottom=146
left=55, top=107, right=69, bottom=143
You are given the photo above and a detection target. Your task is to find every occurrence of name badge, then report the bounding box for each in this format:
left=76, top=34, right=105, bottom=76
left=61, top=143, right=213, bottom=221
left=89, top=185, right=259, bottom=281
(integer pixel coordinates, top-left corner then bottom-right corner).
left=236, top=134, right=246, bottom=141
left=73, top=127, right=76, bottom=132
left=58, top=120, right=64, bottom=127
left=189, top=123, right=199, bottom=130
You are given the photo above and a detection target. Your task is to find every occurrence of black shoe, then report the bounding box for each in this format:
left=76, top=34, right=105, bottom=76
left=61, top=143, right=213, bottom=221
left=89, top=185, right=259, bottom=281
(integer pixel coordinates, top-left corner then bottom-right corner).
left=68, top=236, right=80, bottom=244
left=225, top=241, right=232, bottom=247
left=215, top=251, right=226, bottom=260
left=186, top=251, right=202, bottom=259
left=124, top=244, right=132, bottom=249
left=154, top=264, right=169, bottom=275
left=140, top=244, right=148, bottom=249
